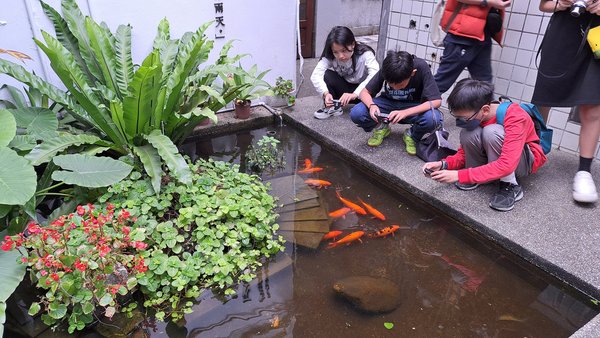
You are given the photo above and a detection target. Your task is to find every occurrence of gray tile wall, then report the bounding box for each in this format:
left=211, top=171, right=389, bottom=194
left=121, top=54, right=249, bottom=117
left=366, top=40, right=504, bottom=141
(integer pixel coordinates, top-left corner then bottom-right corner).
left=383, top=0, right=600, bottom=159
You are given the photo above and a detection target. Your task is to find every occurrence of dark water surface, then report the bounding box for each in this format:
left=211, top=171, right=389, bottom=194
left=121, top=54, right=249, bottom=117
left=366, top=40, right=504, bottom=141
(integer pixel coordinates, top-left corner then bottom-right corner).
left=161, top=125, right=598, bottom=338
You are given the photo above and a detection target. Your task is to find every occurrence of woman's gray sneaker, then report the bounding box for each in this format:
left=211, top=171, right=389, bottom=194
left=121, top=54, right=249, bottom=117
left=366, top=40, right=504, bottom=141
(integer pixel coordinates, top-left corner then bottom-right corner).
left=313, top=107, right=343, bottom=119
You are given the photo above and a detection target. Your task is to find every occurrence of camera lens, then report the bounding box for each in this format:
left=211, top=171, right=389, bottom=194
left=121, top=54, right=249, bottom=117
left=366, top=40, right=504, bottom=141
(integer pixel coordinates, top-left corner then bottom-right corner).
left=570, top=1, right=586, bottom=17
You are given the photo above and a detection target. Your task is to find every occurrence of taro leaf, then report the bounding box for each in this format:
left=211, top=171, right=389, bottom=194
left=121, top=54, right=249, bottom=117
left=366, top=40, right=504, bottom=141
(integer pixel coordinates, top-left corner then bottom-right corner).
left=51, top=154, right=132, bottom=188
left=25, top=134, right=101, bottom=166
left=144, top=130, right=191, bottom=185
left=0, top=109, right=17, bottom=147
left=8, top=135, right=37, bottom=152
left=384, top=322, right=394, bottom=330
left=0, top=147, right=37, bottom=205
left=8, top=107, right=58, bottom=140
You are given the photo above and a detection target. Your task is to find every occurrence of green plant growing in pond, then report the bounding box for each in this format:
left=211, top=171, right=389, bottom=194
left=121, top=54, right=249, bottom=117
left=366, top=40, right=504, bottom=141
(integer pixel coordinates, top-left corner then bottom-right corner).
left=1, top=204, right=147, bottom=334
left=272, top=76, right=295, bottom=106
left=97, top=159, right=285, bottom=321
left=246, top=135, right=286, bottom=174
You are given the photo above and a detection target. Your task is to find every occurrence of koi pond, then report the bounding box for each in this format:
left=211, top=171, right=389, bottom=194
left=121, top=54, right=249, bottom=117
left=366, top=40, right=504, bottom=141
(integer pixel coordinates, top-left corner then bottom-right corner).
left=6, top=124, right=598, bottom=338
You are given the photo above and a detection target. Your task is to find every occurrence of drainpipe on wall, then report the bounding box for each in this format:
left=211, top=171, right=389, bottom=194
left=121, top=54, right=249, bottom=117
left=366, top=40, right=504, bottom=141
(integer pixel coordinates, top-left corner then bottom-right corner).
left=377, top=0, right=392, bottom=63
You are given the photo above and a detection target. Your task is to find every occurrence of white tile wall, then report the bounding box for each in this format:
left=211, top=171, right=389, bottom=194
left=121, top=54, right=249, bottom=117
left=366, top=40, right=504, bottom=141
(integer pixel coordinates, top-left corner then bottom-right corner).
left=383, top=0, right=596, bottom=158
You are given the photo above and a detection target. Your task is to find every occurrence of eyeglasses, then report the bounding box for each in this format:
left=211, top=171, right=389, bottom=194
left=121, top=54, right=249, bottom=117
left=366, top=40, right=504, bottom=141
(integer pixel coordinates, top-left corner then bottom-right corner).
left=449, top=104, right=487, bottom=121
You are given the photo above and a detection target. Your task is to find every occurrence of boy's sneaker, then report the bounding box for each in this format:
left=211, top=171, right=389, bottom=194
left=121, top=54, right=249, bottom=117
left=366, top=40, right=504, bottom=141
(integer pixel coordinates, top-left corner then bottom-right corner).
left=403, top=131, right=417, bottom=155
left=454, top=182, right=480, bottom=191
left=313, top=106, right=343, bottom=119
left=573, top=171, right=598, bottom=203
left=489, top=181, right=523, bottom=211
left=367, top=124, right=391, bottom=147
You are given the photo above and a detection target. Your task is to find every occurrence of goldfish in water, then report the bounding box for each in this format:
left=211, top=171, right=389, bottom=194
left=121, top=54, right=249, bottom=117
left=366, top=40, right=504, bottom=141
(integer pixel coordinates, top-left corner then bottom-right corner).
left=328, top=207, right=351, bottom=219
left=304, top=179, right=332, bottom=188
left=298, top=167, right=324, bottom=174
left=368, top=225, right=401, bottom=238
left=304, top=158, right=313, bottom=169
left=328, top=231, right=365, bottom=248
left=335, top=191, right=367, bottom=215
left=358, top=198, right=386, bottom=221
left=322, top=230, right=343, bottom=241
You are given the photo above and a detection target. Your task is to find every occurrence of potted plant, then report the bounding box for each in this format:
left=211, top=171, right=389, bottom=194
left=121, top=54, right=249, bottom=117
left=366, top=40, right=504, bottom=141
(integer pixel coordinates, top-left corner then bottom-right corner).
left=225, top=65, right=272, bottom=119
left=269, top=76, right=296, bottom=107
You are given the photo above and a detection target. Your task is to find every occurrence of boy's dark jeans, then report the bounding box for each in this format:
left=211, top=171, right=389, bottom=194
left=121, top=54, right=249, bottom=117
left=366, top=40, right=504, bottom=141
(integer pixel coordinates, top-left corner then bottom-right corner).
left=434, top=37, right=493, bottom=94
left=349, top=96, right=442, bottom=141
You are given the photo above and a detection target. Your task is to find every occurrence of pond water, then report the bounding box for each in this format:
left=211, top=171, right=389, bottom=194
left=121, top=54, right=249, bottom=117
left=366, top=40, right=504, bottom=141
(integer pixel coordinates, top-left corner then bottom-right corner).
left=5, top=125, right=598, bottom=338
left=160, top=125, right=597, bottom=338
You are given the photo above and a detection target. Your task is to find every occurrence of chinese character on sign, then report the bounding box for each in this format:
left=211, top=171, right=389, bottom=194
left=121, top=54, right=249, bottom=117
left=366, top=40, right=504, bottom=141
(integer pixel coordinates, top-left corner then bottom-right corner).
left=214, top=2, right=225, bottom=39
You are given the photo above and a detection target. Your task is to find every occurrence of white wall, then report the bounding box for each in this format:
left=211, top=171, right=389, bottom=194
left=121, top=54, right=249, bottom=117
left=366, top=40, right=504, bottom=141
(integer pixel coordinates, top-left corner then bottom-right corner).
left=382, top=0, right=600, bottom=159
left=0, top=0, right=296, bottom=98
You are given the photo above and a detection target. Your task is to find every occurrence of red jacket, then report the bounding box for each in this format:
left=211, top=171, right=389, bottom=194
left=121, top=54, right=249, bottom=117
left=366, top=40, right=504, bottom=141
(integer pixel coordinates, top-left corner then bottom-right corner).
left=441, top=0, right=505, bottom=45
left=445, top=104, right=547, bottom=184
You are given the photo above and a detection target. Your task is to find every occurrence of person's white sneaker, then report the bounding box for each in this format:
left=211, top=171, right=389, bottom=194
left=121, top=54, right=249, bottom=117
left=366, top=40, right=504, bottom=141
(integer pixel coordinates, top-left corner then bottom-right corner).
left=313, top=107, right=343, bottom=119
left=573, top=171, right=598, bottom=203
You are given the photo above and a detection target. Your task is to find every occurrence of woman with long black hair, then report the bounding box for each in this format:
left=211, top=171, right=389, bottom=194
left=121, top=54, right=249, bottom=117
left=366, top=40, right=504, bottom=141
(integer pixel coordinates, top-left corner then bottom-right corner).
left=310, top=26, right=379, bottom=119
left=533, top=0, right=600, bottom=203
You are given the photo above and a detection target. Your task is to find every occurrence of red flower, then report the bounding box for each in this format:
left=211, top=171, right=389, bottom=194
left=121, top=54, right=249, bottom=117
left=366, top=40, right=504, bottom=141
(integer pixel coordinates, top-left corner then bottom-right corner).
left=118, top=209, right=130, bottom=220
left=27, top=222, right=41, bottom=234
left=109, top=285, right=120, bottom=295
left=77, top=205, right=86, bottom=216
left=21, top=257, right=28, bottom=263
left=122, top=226, right=130, bottom=235
left=98, top=245, right=111, bottom=257
left=1, top=240, right=13, bottom=251
left=106, top=203, right=115, bottom=211
left=133, top=241, right=147, bottom=250
left=50, top=273, right=59, bottom=282
left=74, top=260, right=88, bottom=271
left=40, top=270, right=48, bottom=276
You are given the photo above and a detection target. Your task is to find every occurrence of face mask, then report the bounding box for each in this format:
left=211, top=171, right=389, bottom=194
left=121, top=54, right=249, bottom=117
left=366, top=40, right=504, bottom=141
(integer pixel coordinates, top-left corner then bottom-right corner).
left=455, top=117, right=481, bottom=131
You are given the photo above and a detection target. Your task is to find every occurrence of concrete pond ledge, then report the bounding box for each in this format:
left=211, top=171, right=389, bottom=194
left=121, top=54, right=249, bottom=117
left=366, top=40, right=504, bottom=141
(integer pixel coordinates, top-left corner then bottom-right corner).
left=283, top=96, right=600, bottom=335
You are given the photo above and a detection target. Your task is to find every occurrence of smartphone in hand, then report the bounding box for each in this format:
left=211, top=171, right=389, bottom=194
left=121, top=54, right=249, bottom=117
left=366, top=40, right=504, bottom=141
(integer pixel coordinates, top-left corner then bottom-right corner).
left=423, top=167, right=434, bottom=177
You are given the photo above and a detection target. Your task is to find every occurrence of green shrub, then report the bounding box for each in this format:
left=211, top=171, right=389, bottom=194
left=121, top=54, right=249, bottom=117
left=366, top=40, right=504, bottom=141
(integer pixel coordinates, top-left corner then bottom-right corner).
left=246, top=135, right=286, bottom=174
left=97, top=159, right=285, bottom=320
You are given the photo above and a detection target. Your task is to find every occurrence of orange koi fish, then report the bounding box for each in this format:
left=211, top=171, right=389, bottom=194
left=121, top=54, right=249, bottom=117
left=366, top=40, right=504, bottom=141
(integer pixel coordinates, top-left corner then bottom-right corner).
left=335, top=191, right=367, bottom=215
left=358, top=198, right=386, bottom=221
left=368, top=225, right=400, bottom=238
left=322, top=230, right=343, bottom=241
left=327, top=231, right=365, bottom=248
left=328, top=207, right=351, bottom=219
left=304, top=158, right=313, bottom=169
left=304, top=179, right=332, bottom=188
left=298, top=167, right=324, bottom=174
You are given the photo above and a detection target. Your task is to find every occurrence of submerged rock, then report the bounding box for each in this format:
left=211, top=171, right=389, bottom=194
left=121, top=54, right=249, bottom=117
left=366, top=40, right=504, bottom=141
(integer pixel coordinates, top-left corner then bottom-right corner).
left=333, top=276, right=401, bottom=313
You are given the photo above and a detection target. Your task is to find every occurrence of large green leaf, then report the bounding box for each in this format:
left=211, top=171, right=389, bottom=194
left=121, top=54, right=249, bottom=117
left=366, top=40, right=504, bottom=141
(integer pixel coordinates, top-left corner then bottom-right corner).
left=35, top=31, right=125, bottom=147
left=51, top=154, right=133, bottom=188
left=0, top=58, right=93, bottom=127
left=0, top=109, right=16, bottom=147
left=163, top=22, right=212, bottom=116
left=1, top=84, right=27, bottom=109
left=40, top=1, right=95, bottom=85
left=144, top=130, right=191, bottom=185
left=0, top=147, right=36, bottom=205
left=8, top=135, right=37, bottom=152
left=61, top=0, right=103, bottom=81
left=7, top=107, right=58, bottom=139
left=25, top=134, right=101, bottom=166
left=85, top=17, right=120, bottom=97
left=115, top=24, right=134, bottom=95
left=133, top=145, right=163, bottom=194
left=123, top=65, right=160, bottom=139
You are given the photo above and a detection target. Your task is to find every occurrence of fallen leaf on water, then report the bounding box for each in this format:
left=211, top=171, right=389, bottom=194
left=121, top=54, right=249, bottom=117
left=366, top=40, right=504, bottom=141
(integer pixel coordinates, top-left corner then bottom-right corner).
left=384, top=322, right=394, bottom=330
left=270, top=315, right=280, bottom=328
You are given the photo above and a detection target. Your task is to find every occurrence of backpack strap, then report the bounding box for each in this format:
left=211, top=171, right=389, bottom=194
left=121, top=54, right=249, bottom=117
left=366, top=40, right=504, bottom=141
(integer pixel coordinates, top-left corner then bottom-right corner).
left=496, top=102, right=512, bottom=125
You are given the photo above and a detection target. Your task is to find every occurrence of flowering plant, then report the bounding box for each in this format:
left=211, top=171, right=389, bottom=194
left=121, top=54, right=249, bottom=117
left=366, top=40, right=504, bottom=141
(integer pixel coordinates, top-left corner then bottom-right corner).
left=1, top=204, right=148, bottom=333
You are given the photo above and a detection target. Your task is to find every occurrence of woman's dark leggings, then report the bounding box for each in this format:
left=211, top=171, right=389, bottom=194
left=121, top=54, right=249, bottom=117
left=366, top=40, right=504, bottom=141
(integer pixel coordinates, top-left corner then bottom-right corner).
left=324, top=70, right=360, bottom=103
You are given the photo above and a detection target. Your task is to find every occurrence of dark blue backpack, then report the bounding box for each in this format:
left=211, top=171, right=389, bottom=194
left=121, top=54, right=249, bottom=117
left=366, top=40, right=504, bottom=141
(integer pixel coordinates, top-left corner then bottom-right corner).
left=496, top=100, right=553, bottom=155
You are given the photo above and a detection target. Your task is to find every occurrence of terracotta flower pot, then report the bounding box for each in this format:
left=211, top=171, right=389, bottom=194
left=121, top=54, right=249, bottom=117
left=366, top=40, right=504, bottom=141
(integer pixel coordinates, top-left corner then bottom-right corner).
left=234, top=100, right=251, bottom=119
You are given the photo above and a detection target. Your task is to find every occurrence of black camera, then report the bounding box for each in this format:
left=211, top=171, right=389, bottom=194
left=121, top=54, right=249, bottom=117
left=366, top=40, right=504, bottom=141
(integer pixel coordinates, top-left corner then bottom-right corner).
left=378, top=112, right=390, bottom=124
left=332, top=99, right=342, bottom=110
left=423, top=167, right=434, bottom=176
left=571, top=0, right=587, bottom=17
